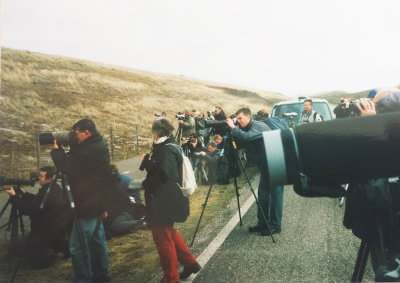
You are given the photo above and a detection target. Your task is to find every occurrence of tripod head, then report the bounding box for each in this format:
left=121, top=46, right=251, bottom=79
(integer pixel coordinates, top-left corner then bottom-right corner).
left=223, top=131, right=242, bottom=179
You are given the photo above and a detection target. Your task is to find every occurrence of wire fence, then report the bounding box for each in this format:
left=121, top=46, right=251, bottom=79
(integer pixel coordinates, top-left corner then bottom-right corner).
left=0, top=125, right=152, bottom=179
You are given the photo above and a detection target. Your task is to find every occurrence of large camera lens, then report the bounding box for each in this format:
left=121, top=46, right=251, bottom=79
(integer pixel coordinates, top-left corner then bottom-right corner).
left=263, top=112, right=400, bottom=194
left=39, top=131, right=74, bottom=146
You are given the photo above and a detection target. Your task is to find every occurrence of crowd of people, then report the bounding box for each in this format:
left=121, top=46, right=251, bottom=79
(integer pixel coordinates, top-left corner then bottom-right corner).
left=2, top=87, right=400, bottom=282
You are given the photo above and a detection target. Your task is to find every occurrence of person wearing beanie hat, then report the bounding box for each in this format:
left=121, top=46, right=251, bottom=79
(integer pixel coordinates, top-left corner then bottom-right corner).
left=367, top=89, right=377, bottom=100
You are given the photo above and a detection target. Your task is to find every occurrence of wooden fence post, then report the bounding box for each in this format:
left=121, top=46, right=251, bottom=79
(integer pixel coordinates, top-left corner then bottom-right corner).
left=37, top=132, right=40, bottom=172
left=136, top=124, right=139, bottom=155
left=110, top=127, right=114, bottom=160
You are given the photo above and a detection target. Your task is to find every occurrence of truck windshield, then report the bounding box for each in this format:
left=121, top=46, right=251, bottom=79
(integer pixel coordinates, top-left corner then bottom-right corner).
left=272, top=102, right=332, bottom=124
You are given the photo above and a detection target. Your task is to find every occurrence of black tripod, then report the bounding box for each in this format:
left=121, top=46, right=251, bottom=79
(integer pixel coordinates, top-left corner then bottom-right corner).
left=175, top=124, right=183, bottom=144
left=0, top=186, right=30, bottom=283
left=190, top=132, right=276, bottom=247
left=0, top=186, right=26, bottom=241
left=193, top=159, right=209, bottom=185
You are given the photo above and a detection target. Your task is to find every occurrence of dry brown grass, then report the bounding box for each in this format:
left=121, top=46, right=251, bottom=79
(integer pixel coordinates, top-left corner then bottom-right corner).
left=0, top=47, right=286, bottom=178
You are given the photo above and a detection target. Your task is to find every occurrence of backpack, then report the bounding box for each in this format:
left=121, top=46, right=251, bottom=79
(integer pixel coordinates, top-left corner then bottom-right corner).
left=167, top=143, right=197, bottom=197
left=313, top=112, right=323, bottom=121
left=262, top=117, right=289, bottom=130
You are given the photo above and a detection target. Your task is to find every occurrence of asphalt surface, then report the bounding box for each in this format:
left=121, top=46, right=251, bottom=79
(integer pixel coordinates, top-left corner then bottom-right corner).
left=191, top=186, right=375, bottom=283
left=0, top=156, right=376, bottom=282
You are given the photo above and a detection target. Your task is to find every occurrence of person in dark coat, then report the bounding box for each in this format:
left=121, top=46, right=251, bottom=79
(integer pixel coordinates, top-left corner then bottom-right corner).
left=210, top=106, right=229, bottom=138
left=5, top=166, right=71, bottom=268
left=51, top=118, right=111, bottom=283
left=141, top=117, right=201, bottom=283
left=200, top=141, right=222, bottom=185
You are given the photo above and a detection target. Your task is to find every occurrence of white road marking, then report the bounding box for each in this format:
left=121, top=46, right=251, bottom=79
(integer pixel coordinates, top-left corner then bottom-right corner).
left=186, top=190, right=257, bottom=282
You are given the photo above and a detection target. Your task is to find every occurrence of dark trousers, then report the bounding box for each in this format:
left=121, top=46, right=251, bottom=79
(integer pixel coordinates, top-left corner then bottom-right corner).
left=152, top=224, right=196, bottom=283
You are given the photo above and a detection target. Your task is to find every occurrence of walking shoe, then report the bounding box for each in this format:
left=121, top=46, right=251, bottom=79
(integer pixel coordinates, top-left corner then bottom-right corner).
left=260, top=228, right=281, bottom=236
left=248, top=225, right=266, bottom=233
left=179, top=261, right=201, bottom=279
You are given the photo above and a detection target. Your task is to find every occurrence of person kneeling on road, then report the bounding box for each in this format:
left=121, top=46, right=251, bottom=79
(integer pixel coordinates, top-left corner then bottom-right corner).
left=226, top=108, right=284, bottom=236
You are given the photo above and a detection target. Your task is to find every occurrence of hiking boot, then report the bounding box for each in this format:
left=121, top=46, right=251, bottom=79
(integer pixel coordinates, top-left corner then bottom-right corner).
left=179, top=261, right=201, bottom=279
left=248, top=225, right=266, bottom=233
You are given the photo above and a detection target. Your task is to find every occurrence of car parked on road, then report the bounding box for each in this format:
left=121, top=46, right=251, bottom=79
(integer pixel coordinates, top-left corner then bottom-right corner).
left=271, top=97, right=335, bottom=127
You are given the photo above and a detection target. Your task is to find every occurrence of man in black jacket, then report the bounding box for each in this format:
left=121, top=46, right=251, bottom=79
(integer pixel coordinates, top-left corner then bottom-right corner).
left=51, top=118, right=111, bottom=283
left=227, top=108, right=284, bottom=236
left=210, top=106, right=229, bottom=140
left=5, top=166, right=71, bottom=268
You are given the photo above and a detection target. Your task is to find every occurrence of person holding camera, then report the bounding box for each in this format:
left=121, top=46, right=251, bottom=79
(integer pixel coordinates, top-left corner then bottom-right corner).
left=209, top=106, right=229, bottom=141
left=141, top=118, right=200, bottom=283
left=333, top=97, right=355, bottom=118
left=50, top=118, right=112, bottom=283
left=199, top=141, right=229, bottom=185
left=299, top=99, right=323, bottom=123
left=178, top=109, right=196, bottom=140
left=182, top=133, right=205, bottom=169
left=195, top=112, right=206, bottom=143
left=5, top=166, right=71, bottom=268
left=227, top=108, right=284, bottom=236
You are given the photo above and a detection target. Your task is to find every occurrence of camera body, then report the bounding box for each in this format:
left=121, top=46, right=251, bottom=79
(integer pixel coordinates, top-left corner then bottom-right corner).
left=139, top=154, right=151, bottom=171
left=207, top=110, right=215, bottom=117
left=175, top=112, right=185, bottom=120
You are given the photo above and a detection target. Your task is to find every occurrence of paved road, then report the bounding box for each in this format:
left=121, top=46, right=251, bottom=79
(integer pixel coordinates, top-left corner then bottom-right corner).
left=191, top=186, right=375, bottom=282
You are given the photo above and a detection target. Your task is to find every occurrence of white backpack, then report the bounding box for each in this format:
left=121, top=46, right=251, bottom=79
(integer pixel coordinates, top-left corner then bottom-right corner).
left=167, top=143, right=197, bottom=197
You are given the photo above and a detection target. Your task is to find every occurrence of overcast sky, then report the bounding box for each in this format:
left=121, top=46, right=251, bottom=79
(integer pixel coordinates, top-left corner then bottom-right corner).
left=2, top=0, right=400, bottom=96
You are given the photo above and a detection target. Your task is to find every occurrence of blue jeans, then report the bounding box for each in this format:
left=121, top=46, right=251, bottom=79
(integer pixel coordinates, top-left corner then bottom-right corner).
left=69, top=217, right=109, bottom=282
left=257, top=173, right=284, bottom=230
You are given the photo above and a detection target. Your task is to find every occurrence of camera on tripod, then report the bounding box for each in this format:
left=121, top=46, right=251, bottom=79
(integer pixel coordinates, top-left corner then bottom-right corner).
left=38, top=131, right=76, bottom=146
left=175, top=112, right=185, bottom=120
left=0, top=172, right=39, bottom=189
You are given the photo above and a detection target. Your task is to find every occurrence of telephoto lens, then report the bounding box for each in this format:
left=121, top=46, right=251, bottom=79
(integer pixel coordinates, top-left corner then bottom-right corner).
left=263, top=112, right=400, bottom=195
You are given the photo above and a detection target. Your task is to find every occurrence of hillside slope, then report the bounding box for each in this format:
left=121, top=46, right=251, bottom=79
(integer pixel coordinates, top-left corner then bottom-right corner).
left=0, top=47, right=286, bottom=177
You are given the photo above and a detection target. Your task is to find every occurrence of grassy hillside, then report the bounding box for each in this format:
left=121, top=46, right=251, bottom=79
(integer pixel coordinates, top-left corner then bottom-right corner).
left=0, top=47, right=286, bottom=178
left=311, top=89, right=370, bottom=104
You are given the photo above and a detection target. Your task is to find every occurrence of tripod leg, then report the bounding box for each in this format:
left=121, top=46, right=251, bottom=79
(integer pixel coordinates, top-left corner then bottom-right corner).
left=237, top=158, right=276, bottom=243
left=201, top=168, right=209, bottom=184
left=352, top=239, right=370, bottom=282
left=233, top=177, right=242, bottom=226
left=0, top=200, right=10, bottom=217
left=10, top=206, right=19, bottom=243
left=190, top=184, right=213, bottom=247
left=18, top=212, right=25, bottom=238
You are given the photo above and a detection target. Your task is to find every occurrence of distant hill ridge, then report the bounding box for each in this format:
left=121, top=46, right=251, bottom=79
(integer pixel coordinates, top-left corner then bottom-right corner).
left=0, top=47, right=286, bottom=177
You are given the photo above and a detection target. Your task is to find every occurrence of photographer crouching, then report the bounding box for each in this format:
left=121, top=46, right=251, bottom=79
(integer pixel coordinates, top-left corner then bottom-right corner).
left=50, top=119, right=112, bottom=283
left=141, top=118, right=201, bottom=283
left=5, top=166, right=71, bottom=269
left=226, top=108, right=284, bottom=236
